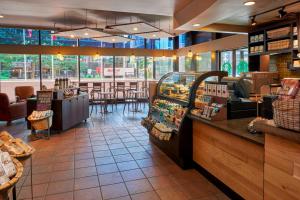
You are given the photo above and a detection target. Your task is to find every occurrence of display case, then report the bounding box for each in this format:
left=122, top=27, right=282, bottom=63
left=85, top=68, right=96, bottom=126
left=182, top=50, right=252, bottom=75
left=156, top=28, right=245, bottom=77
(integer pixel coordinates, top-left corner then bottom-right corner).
left=142, top=71, right=227, bottom=168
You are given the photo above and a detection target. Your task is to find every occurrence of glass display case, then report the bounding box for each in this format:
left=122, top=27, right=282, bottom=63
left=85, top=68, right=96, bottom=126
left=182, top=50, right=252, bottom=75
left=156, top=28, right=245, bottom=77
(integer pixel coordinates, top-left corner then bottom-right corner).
left=158, top=73, right=200, bottom=104
left=142, top=71, right=228, bottom=168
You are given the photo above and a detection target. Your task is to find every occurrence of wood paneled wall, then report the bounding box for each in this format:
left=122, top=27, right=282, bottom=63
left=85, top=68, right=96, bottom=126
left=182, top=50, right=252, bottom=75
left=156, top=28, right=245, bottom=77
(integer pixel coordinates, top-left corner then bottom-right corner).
left=193, top=121, right=264, bottom=199
left=264, top=134, right=300, bottom=200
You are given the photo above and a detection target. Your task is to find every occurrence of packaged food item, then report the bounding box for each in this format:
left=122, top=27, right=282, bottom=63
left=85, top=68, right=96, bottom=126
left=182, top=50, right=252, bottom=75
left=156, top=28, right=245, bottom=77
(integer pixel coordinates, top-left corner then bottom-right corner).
left=0, top=151, right=16, bottom=178
left=0, top=163, right=9, bottom=185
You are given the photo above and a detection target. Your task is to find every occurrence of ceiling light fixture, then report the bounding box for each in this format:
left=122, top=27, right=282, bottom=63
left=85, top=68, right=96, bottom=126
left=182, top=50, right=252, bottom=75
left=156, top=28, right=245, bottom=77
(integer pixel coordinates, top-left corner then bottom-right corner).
left=244, top=1, right=255, bottom=6
left=84, top=32, right=89, bottom=36
left=0, top=15, right=4, bottom=18
left=251, top=16, right=257, bottom=26
left=172, top=55, right=177, bottom=60
left=193, top=23, right=200, bottom=27
left=187, top=50, right=193, bottom=58
left=70, top=34, right=75, bottom=38
left=133, top=27, right=138, bottom=31
left=278, top=7, right=287, bottom=19
left=112, top=38, right=116, bottom=42
left=152, top=34, right=157, bottom=37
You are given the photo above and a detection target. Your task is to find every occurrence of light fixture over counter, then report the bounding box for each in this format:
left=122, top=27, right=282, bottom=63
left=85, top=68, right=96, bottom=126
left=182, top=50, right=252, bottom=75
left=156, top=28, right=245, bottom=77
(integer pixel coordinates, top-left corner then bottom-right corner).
left=52, top=28, right=110, bottom=39
left=93, top=35, right=133, bottom=43
left=135, top=31, right=175, bottom=39
left=107, top=22, right=159, bottom=34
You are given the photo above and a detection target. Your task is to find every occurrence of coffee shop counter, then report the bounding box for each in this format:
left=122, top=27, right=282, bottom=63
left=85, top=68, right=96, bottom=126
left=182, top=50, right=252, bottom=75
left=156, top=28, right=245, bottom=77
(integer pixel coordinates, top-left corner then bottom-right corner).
left=189, top=115, right=264, bottom=199
left=190, top=115, right=300, bottom=199
left=27, top=93, right=89, bottom=131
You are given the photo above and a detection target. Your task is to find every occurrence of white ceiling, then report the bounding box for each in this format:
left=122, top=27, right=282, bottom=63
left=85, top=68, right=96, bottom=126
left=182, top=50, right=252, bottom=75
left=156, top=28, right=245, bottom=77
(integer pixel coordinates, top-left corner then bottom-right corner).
left=0, top=0, right=299, bottom=34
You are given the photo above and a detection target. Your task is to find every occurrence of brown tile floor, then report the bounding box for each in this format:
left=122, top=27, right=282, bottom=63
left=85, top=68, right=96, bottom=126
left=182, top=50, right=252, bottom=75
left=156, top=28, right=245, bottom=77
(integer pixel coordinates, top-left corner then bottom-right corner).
left=0, top=105, right=230, bottom=200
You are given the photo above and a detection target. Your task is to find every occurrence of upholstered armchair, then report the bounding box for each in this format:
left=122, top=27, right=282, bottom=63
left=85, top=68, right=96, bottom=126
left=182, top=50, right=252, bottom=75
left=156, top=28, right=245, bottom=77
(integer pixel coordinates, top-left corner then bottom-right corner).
left=15, top=86, right=34, bottom=101
left=0, top=93, right=26, bottom=125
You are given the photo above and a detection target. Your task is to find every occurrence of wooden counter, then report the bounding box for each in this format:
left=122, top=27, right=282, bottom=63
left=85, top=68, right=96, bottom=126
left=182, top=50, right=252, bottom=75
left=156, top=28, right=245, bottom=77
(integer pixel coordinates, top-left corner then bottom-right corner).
left=255, top=121, right=300, bottom=200
left=27, top=93, right=89, bottom=131
left=192, top=117, right=264, bottom=199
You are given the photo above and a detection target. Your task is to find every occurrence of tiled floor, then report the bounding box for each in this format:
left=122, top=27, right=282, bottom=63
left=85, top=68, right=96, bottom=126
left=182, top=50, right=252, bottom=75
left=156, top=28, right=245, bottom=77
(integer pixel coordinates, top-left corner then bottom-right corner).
left=0, top=105, right=229, bottom=200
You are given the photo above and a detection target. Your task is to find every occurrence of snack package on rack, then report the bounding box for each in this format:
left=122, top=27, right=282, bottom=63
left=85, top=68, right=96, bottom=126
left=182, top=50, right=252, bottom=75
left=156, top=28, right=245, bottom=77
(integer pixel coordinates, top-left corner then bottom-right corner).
left=29, top=110, right=52, bottom=120
left=278, top=79, right=300, bottom=99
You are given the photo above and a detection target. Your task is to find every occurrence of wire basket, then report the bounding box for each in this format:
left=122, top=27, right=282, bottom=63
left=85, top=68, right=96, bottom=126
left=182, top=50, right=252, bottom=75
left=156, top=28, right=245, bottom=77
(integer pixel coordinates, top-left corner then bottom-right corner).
left=28, top=111, right=53, bottom=131
left=0, top=158, right=23, bottom=192
left=273, top=99, right=300, bottom=132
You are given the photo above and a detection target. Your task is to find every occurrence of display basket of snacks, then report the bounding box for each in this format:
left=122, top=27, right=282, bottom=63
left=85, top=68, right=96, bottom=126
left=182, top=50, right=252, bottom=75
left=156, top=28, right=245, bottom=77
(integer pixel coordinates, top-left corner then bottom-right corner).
left=273, top=78, right=300, bottom=132
left=151, top=123, right=173, bottom=141
left=28, top=110, right=53, bottom=131
left=0, top=131, right=36, bottom=159
left=0, top=153, right=23, bottom=195
left=273, top=99, right=300, bottom=132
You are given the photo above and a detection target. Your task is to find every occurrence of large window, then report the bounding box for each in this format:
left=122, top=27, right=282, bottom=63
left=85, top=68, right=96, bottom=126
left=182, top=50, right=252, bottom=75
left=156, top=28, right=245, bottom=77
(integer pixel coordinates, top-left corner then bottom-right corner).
left=220, top=48, right=249, bottom=77
left=179, top=56, right=193, bottom=72
left=220, top=51, right=233, bottom=76
left=155, top=57, right=173, bottom=80
left=196, top=52, right=212, bottom=72
left=236, top=48, right=249, bottom=76
left=0, top=54, right=40, bottom=100
left=0, top=28, right=39, bottom=45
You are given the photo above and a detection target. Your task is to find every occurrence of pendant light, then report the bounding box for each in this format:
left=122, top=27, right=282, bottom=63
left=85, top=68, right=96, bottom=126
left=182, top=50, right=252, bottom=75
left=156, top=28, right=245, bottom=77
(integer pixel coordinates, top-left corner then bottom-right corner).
left=172, top=54, right=177, bottom=60
left=57, top=52, right=64, bottom=61
left=187, top=50, right=193, bottom=58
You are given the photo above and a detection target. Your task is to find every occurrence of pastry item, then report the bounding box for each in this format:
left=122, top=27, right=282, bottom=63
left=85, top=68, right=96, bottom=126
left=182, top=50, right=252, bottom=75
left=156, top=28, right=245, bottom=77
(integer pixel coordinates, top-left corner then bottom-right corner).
left=1, top=141, right=25, bottom=155
left=0, top=131, right=13, bottom=142
left=15, top=139, right=32, bottom=153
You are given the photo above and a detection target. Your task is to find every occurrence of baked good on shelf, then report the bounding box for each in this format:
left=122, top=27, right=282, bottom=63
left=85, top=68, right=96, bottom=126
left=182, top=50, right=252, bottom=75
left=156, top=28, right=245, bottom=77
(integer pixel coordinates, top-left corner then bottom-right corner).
left=0, top=131, right=14, bottom=142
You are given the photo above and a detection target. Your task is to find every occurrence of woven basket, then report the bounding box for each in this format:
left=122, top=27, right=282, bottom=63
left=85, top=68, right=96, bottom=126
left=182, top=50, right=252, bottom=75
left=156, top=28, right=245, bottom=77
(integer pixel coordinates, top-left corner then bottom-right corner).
left=273, top=99, right=300, bottom=132
left=12, top=147, right=35, bottom=160
left=28, top=111, right=53, bottom=131
left=0, top=158, right=23, bottom=192
left=267, top=27, right=290, bottom=39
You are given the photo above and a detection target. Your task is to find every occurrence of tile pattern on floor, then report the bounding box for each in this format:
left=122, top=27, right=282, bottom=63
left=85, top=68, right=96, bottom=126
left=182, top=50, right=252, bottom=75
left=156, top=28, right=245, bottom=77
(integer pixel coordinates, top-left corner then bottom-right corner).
left=0, top=105, right=230, bottom=200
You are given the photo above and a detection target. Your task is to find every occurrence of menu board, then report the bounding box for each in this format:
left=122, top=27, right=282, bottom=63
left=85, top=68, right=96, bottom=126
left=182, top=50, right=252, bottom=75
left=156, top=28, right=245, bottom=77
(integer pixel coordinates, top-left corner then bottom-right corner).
left=36, top=91, right=53, bottom=111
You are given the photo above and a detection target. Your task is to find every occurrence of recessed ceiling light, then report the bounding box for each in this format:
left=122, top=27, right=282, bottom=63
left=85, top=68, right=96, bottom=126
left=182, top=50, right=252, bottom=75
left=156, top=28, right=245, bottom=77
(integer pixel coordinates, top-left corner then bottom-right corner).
left=112, top=38, right=116, bottom=42
left=193, top=23, right=200, bottom=27
left=0, top=15, right=4, bottom=18
left=70, top=34, right=75, bottom=38
left=244, top=1, right=255, bottom=6
left=152, top=34, right=156, bottom=37
left=84, top=32, right=89, bottom=36
left=133, top=27, right=138, bottom=31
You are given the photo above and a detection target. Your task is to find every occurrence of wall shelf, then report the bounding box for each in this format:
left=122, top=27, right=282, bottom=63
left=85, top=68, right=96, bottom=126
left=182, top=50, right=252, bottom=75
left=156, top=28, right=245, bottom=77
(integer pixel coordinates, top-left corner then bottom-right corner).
left=248, top=19, right=299, bottom=71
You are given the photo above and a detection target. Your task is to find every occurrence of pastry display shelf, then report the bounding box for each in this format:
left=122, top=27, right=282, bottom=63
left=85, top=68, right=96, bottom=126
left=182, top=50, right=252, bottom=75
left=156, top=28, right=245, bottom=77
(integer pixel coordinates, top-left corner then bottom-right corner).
left=144, top=71, right=228, bottom=169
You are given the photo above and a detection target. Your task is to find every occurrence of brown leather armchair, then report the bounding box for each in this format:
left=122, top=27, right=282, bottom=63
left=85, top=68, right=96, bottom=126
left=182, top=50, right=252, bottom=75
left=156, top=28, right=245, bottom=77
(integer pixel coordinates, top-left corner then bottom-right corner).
left=0, top=93, right=26, bottom=125
left=15, top=86, right=34, bottom=101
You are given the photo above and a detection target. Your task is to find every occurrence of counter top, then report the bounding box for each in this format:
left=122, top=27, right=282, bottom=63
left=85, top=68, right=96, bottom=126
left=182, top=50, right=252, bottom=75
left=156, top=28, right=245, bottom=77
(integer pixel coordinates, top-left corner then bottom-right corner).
left=188, top=114, right=265, bottom=145
left=254, top=120, right=300, bottom=144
